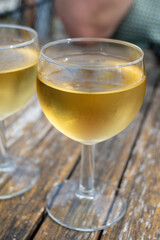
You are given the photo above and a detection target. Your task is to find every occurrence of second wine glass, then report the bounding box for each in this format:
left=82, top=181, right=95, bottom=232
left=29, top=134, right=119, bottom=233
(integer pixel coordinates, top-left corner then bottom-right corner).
left=0, top=24, right=40, bottom=199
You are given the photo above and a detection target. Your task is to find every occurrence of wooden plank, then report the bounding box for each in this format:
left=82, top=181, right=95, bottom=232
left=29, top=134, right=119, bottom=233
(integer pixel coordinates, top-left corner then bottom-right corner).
left=101, top=70, right=160, bottom=240
left=0, top=126, right=80, bottom=240
left=33, top=54, right=160, bottom=239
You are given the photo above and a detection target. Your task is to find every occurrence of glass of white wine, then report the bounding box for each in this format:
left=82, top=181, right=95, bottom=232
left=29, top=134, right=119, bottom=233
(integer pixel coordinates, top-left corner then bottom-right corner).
left=37, top=38, right=146, bottom=231
left=0, top=24, right=40, bottom=199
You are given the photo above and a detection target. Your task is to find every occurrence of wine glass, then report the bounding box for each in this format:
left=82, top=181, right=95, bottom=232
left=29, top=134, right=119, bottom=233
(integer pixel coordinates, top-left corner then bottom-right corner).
left=37, top=38, right=146, bottom=231
left=0, top=24, right=40, bottom=199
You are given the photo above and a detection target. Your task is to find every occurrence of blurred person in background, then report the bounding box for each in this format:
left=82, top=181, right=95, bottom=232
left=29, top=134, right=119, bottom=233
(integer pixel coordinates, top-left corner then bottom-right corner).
left=55, top=0, right=160, bottom=58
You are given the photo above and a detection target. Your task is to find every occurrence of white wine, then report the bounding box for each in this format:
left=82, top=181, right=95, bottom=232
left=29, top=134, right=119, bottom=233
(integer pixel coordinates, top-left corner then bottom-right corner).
left=0, top=48, right=39, bottom=120
left=37, top=55, right=146, bottom=144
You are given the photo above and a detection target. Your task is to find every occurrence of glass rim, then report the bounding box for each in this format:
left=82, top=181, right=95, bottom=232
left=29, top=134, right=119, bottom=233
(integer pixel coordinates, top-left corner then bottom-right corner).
left=0, top=24, right=38, bottom=50
left=41, top=38, right=144, bottom=70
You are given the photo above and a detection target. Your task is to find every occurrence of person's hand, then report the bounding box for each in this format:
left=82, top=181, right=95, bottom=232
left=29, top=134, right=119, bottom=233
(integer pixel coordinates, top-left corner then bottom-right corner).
left=55, top=0, right=133, bottom=38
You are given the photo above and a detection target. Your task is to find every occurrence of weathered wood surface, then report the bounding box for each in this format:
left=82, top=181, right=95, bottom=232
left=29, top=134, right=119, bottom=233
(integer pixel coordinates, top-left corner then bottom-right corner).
left=0, top=51, right=160, bottom=240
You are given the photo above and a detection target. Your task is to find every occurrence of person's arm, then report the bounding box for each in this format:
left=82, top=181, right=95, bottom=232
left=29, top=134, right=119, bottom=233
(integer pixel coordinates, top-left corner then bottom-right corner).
left=55, top=0, right=133, bottom=38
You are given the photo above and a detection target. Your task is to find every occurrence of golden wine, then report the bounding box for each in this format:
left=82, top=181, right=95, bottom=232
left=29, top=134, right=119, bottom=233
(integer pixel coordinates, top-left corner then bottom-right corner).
left=37, top=56, right=146, bottom=144
left=0, top=48, right=39, bottom=120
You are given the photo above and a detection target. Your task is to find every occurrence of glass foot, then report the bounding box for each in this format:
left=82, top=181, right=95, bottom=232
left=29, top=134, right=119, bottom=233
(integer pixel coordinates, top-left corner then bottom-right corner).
left=0, top=156, right=40, bottom=199
left=46, top=179, right=126, bottom=232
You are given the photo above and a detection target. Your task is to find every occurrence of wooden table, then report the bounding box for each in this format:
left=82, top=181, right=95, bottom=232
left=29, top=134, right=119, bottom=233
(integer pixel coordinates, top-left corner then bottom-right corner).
left=1, top=50, right=160, bottom=240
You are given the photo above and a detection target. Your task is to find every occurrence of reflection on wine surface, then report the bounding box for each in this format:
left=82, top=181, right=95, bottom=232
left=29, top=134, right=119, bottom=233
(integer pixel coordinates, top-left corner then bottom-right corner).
left=37, top=54, right=146, bottom=144
left=0, top=48, right=39, bottom=120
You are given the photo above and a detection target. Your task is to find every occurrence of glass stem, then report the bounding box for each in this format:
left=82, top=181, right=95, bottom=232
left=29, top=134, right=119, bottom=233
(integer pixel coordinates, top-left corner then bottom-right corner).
left=77, top=144, right=95, bottom=199
left=0, top=120, right=13, bottom=171
left=0, top=120, right=7, bottom=157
